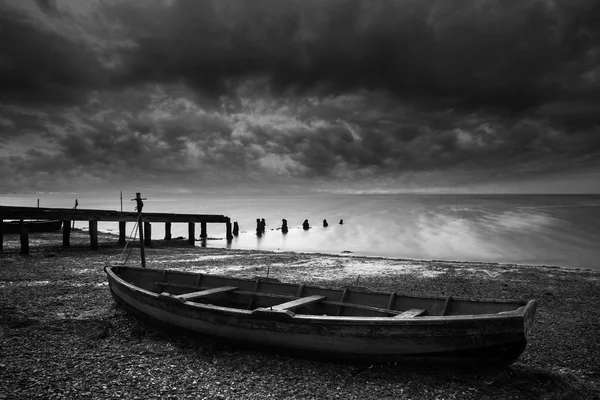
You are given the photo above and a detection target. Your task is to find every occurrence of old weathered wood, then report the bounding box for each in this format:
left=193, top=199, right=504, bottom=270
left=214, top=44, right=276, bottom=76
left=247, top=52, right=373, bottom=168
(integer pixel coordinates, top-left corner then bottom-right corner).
left=272, top=295, right=326, bottom=311
left=0, top=205, right=229, bottom=223
left=20, top=220, right=29, bottom=254
left=110, top=266, right=537, bottom=365
left=0, top=218, right=3, bottom=251
left=175, top=286, right=238, bottom=302
left=387, top=292, right=397, bottom=310
left=337, top=288, right=349, bottom=316
left=0, top=205, right=231, bottom=252
left=188, top=222, right=195, bottom=245
left=226, top=221, right=233, bottom=240
left=393, top=309, right=427, bottom=318
left=164, top=222, right=171, bottom=240
left=247, top=278, right=261, bottom=309
left=133, top=193, right=146, bottom=268
left=89, top=220, right=98, bottom=250
left=200, top=222, right=207, bottom=239
left=155, top=281, right=405, bottom=315
left=144, top=222, right=152, bottom=247
left=325, top=300, right=403, bottom=316
left=63, top=220, right=71, bottom=246
left=442, top=296, right=452, bottom=316
left=118, top=221, right=126, bottom=245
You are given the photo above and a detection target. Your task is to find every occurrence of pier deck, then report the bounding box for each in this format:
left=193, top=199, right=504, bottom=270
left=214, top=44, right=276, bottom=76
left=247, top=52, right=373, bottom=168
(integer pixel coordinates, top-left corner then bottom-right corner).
left=0, top=206, right=232, bottom=253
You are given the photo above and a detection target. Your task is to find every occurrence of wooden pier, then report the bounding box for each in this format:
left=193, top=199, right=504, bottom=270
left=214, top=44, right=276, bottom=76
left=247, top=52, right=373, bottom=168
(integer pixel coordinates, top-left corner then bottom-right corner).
left=0, top=205, right=232, bottom=253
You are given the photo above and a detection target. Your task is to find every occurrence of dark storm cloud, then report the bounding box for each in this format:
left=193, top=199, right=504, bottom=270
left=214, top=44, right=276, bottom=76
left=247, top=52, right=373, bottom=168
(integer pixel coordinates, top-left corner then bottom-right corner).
left=109, top=0, right=600, bottom=117
left=2, top=0, right=599, bottom=118
left=0, top=1, right=107, bottom=105
left=1, top=0, right=599, bottom=193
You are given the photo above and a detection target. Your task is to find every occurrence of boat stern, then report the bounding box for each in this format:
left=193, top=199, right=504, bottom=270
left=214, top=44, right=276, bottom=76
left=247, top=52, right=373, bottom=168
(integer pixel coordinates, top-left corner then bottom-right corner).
left=523, top=299, right=538, bottom=338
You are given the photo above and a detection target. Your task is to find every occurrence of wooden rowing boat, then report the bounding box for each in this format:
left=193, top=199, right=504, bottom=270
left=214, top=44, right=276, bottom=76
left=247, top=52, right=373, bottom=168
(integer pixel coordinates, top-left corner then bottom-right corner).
left=105, top=265, right=537, bottom=365
left=2, top=219, right=62, bottom=234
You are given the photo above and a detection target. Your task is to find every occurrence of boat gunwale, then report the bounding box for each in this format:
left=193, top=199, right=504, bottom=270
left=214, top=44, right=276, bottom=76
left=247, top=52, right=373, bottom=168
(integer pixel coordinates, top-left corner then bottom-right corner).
left=107, top=265, right=529, bottom=305
left=105, top=265, right=535, bottom=325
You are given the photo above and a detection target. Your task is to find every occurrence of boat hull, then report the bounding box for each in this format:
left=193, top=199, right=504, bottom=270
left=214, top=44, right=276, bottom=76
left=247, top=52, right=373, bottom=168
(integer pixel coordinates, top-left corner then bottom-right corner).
left=105, top=266, right=537, bottom=365
left=2, top=220, right=62, bottom=234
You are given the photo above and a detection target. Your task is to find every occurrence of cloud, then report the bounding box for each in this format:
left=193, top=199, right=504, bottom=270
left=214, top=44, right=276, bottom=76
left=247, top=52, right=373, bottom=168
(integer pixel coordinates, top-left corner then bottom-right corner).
left=1, top=0, right=599, bottom=194
left=3, top=0, right=600, bottom=117
left=103, top=0, right=600, bottom=115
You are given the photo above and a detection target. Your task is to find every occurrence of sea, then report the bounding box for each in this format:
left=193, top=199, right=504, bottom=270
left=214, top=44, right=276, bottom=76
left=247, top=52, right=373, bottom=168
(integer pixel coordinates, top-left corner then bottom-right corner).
left=2, top=193, right=599, bottom=270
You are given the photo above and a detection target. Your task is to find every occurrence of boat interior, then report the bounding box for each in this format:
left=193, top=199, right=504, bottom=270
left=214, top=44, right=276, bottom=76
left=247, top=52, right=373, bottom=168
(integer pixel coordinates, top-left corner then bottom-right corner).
left=113, top=266, right=527, bottom=318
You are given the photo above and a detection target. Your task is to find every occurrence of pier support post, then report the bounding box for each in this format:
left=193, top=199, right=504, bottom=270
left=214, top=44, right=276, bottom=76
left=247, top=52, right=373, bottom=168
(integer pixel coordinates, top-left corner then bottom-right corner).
left=200, top=222, right=207, bottom=239
left=164, top=222, right=172, bottom=240
left=89, top=220, right=98, bottom=250
left=20, top=220, right=29, bottom=254
left=63, top=220, right=71, bottom=246
left=0, top=218, right=3, bottom=251
left=118, top=221, right=126, bottom=245
left=144, top=222, right=152, bottom=247
left=188, top=222, right=195, bottom=245
left=226, top=221, right=233, bottom=241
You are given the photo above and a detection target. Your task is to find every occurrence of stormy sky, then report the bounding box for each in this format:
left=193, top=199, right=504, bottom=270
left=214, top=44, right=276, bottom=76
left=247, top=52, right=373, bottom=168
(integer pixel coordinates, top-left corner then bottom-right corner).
left=1, top=0, right=599, bottom=195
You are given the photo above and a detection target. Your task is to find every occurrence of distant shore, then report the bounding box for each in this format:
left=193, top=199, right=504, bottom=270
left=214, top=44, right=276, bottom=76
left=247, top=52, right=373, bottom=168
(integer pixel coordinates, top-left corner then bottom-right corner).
left=1, top=230, right=599, bottom=399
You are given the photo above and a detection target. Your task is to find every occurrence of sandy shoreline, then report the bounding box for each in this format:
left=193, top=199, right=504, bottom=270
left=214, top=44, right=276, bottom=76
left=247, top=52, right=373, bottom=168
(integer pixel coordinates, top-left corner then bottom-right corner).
left=1, top=231, right=599, bottom=399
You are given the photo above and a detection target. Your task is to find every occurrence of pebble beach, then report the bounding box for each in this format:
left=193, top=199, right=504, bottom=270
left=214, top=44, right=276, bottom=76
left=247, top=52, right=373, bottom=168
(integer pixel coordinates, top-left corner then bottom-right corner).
left=1, top=230, right=599, bottom=399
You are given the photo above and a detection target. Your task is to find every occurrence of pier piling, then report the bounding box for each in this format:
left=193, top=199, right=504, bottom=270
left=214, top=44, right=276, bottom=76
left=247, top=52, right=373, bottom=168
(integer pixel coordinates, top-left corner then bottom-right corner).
left=19, top=221, right=29, bottom=254
left=164, top=222, right=172, bottom=240
left=63, top=220, right=71, bottom=246
left=0, top=205, right=230, bottom=252
left=144, top=222, right=152, bottom=246
left=118, top=221, right=126, bottom=245
left=188, top=222, right=195, bottom=245
left=226, top=221, right=233, bottom=240
left=200, top=222, right=207, bottom=239
left=89, top=220, right=98, bottom=250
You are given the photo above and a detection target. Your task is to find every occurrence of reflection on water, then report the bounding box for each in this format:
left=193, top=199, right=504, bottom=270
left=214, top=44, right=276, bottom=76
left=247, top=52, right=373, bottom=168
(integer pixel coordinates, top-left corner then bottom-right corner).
left=3, top=193, right=599, bottom=269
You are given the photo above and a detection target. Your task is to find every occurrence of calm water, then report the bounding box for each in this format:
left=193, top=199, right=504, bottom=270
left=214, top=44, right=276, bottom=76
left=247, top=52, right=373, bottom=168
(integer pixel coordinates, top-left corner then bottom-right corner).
left=2, top=193, right=599, bottom=270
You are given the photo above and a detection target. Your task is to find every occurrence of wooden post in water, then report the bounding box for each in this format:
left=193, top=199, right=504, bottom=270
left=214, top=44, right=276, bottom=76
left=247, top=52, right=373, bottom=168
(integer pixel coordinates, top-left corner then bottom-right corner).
left=89, top=220, right=98, bottom=250
left=20, top=220, right=29, bottom=254
left=118, top=221, right=126, bottom=245
left=164, top=222, right=172, bottom=240
left=133, top=193, right=146, bottom=268
left=188, top=222, right=195, bottom=245
left=200, top=222, right=207, bottom=239
left=144, top=222, right=152, bottom=246
left=63, top=220, right=71, bottom=246
left=226, top=221, right=233, bottom=241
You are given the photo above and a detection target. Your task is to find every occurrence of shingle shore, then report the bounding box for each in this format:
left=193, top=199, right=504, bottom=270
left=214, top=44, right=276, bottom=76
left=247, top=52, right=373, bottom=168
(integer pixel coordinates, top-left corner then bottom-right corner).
left=1, top=231, right=599, bottom=400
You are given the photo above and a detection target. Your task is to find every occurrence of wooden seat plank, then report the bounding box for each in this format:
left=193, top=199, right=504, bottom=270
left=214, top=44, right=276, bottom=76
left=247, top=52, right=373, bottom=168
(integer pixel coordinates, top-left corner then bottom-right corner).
left=176, top=286, right=238, bottom=302
left=393, top=308, right=427, bottom=318
left=155, top=282, right=426, bottom=317
left=272, top=295, right=325, bottom=311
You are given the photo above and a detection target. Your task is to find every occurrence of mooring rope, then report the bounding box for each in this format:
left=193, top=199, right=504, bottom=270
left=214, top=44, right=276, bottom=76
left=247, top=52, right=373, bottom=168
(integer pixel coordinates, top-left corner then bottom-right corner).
left=118, top=212, right=142, bottom=265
